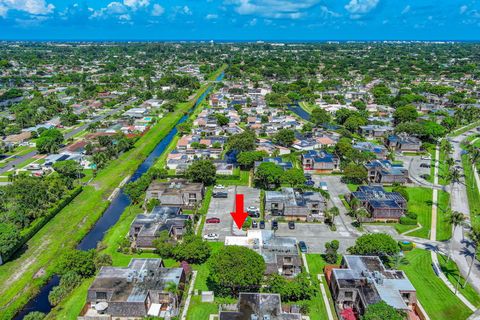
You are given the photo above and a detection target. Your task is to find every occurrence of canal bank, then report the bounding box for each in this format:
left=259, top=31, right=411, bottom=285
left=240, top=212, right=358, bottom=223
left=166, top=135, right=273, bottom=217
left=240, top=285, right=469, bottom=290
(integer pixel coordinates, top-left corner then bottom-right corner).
left=10, top=70, right=225, bottom=320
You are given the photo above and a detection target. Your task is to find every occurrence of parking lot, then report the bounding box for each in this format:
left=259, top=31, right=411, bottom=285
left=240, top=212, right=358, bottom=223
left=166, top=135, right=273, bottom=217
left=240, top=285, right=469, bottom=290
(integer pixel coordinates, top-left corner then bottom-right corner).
left=203, top=186, right=236, bottom=241
left=203, top=186, right=261, bottom=240
left=237, top=186, right=261, bottom=216
left=275, top=222, right=356, bottom=253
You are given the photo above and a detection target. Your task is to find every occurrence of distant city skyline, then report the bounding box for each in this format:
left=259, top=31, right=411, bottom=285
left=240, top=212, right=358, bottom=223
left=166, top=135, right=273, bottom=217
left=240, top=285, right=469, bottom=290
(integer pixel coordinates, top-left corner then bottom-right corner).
left=1, top=0, right=480, bottom=40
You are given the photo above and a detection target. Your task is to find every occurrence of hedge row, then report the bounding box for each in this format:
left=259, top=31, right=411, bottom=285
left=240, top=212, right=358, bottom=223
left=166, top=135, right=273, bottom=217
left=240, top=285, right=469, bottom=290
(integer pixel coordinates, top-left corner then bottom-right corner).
left=3, top=186, right=83, bottom=263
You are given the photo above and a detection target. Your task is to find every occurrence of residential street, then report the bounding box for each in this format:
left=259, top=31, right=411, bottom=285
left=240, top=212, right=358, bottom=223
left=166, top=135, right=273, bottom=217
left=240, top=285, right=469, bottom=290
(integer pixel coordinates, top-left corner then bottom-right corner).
left=0, top=98, right=135, bottom=175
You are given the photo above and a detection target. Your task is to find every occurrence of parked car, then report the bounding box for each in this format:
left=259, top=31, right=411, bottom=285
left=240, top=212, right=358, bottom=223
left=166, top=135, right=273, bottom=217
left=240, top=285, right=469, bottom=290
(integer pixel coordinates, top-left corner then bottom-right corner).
left=206, top=217, right=220, bottom=224
left=288, top=221, right=295, bottom=230
left=304, top=173, right=312, bottom=180
left=259, top=221, right=265, bottom=229
left=421, top=156, right=432, bottom=160
left=214, top=185, right=225, bottom=189
left=304, top=180, right=315, bottom=186
left=271, top=220, right=278, bottom=230
left=252, top=220, right=258, bottom=228
left=420, top=163, right=431, bottom=168
left=298, top=241, right=308, bottom=253
left=247, top=206, right=260, bottom=217
left=319, top=182, right=328, bottom=191
left=213, top=191, right=228, bottom=198
left=203, top=233, right=219, bottom=240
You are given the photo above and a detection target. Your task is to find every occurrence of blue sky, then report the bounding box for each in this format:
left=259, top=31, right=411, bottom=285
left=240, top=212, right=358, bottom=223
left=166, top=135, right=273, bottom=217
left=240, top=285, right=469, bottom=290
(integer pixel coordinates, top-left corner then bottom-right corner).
left=1, top=0, right=480, bottom=40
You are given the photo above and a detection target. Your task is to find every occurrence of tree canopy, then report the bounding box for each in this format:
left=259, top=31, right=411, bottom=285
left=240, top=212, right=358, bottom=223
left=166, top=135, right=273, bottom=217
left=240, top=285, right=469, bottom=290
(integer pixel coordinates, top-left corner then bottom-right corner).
left=348, top=233, right=400, bottom=256
left=207, top=245, right=265, bottom=296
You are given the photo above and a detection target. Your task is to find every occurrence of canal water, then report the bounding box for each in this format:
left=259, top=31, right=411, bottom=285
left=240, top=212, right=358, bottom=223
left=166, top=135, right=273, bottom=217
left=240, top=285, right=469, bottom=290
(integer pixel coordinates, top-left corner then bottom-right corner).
left=13, top=72, right=224, bottom=319
left=288, top=103, right=311, bottom=121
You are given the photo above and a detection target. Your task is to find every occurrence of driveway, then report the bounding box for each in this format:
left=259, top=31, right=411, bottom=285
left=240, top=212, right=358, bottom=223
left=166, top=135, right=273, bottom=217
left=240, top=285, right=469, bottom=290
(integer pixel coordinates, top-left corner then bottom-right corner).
left=311, top=175, right=359, bottom=236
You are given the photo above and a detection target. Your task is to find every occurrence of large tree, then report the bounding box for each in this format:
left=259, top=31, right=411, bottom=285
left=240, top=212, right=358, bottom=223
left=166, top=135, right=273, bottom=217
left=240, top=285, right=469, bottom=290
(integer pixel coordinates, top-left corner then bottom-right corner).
left=236, top=151, right=268, bottom=169
left=36, top=128, right=64, bottom=154
left=273, top=129, right=295, bottom=147
left=227, top=130, right=257, bottom=152
left=393, top=105, right=418, bottom=125
left=185, top=159, right=217, bottom=186
left=254, top=162, right=284, bottom=189
left=348, top=233, right=400, bottom=256
left=282, top=168, right=306, bottom=187
left=311, top=107, right=331, bottom=126
left=207, top=246, right=265, bottom=296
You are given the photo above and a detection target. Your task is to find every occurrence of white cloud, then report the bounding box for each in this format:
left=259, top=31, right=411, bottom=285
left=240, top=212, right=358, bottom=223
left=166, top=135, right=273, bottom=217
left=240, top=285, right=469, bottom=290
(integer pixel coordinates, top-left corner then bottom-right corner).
left=460, top=5, right=468, bottom=15
left=206, top=13, right=218, bottom=19
left=118, top=13, right=131, bottom=20
left=344, top=0, right=379, bottom=15
left=401, top=5, right=410, bottom=15
left=225, top=0, right=320, bottom=19
left=151, top=3, right=164, bottom=16
left=320, top=5, right=341, bottom=18
left=123, top=0, right=149, bottom=9
left=182, top=5, right=192, bottom=15
left=0, top=0, right=55, bottom=17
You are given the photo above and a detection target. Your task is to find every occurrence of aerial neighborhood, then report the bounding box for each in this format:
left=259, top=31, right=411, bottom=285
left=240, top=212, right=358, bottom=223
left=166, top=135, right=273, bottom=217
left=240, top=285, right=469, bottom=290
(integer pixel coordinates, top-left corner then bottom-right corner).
left=1, top=42, right=480, bottom=320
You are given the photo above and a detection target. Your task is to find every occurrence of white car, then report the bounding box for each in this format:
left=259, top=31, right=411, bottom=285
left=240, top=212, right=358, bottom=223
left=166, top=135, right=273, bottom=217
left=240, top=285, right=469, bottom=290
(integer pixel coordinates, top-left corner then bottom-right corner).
left=214, top=185, right=225, bottom=189
left=421, top=156, right=432, bottom=160
left=203, top=233, right=219, bottom=241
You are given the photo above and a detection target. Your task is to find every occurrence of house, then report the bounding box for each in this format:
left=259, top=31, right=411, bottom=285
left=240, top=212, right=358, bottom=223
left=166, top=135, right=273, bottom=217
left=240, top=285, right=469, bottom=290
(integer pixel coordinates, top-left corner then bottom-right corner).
left=359, top=125, right=394, bottom=138
left=264, top=188, right=326, bottom=221
left=302, top=150, right=340, bottom=173
left=225, top=230, right=302, bottom=277
left=218, top=293, right=302, bottom=320
left=129, top=206, right=191, bottom=248
left=346, top=185, right=407, bottom=222
left=364, top=160, right=409, bottom=184
left=386, top=134, right=422, bottom=152
left=78, top=258, right=186, bottom=319
left=146, top=179, right=204, bottom=209
left=327, top=255, right=418, bottom=319
left=353, top=142, right=388, bottom=159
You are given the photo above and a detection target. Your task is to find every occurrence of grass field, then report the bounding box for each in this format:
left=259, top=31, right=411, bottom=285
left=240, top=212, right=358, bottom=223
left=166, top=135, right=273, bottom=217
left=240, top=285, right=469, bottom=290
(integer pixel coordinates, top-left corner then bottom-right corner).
left=437, top=254, right=480, bottom=307
left=400, top=249, right=473, bottom=320
left=436, top=190, right=452, bottom=241
left=0, top=65, right=227, bottom=320
left=462, top=153, right=480, bottom=221
left=398, top=187, right=434, bottom=239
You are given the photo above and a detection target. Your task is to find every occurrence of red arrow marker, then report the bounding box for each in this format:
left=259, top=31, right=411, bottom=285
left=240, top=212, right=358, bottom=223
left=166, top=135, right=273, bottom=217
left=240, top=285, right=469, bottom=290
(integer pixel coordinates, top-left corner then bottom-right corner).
left=231, top=194, right=248, bottom=230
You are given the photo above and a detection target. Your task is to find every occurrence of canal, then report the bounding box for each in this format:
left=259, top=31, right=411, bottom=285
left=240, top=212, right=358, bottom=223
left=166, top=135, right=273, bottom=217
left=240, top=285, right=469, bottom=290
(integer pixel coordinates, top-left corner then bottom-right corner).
left=288, top=103, right=311, bottom=121
left=13, top=72, right=224, bottom=319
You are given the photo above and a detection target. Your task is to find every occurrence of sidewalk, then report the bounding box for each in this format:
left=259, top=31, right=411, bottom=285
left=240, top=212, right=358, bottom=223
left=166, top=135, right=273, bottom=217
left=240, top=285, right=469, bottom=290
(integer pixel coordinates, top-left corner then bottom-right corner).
left=181, top=270, right=198, bottom=320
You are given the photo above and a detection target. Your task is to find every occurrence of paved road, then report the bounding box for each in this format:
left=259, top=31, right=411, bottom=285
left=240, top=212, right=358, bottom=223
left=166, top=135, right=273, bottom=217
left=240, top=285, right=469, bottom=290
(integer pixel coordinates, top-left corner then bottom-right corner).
left=0, top=99, right=135, bottom=175
left=448, top=129, right=480, bottom=293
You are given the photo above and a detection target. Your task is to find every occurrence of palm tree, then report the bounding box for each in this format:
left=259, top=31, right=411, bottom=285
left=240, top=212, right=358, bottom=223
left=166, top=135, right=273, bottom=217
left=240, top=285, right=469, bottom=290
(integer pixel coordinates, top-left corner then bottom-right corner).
left=448, top=167, right=461, bottom=185
left=446, top=211, right=466, bottom=262
left=470, top=148, right=480, bottom=164
left=463, top=227, right=480, bottom=288
left=327, top=206, right=340, bottom=226
left=355, top=207, right=370, bottom=226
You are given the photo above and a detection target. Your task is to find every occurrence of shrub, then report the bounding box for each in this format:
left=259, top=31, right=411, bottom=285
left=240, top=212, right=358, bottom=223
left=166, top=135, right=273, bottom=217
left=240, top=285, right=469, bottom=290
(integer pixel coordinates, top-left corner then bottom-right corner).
left=399, top=241, right=414, bottom=251
left=400, top=216, right=417, bottom=225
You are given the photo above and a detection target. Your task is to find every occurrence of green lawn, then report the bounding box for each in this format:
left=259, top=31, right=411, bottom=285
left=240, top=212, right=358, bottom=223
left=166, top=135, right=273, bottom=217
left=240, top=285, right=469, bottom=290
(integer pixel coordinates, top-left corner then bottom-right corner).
left=0, top=66, right=227, bottom=320
left=437, top=254, right=480, bottom=307
left=305, top=254, right=339, bottom=320
left=399, top=187, right=434, bottom=239
left=436, top=190, right=452, bottom=241
left=186, top=296, right=218, bottom=320
left=400, top=249, right=473, bottom=320
left=462, top=154, right=480, bottom=221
